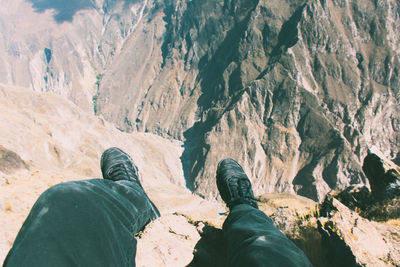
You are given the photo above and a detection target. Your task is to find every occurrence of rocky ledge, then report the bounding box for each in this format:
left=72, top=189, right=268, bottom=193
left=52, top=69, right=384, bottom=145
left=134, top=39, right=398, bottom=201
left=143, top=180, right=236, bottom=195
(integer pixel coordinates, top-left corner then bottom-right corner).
left=316, top=151, right=400, bottom=267
left=1, top=84, right=399, bottom=266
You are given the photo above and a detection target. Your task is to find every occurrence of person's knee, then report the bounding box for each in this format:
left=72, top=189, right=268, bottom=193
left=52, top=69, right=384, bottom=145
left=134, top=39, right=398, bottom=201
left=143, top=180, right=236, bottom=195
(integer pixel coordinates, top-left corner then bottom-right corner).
left=45, top=181, right=82, bottom=194
left=36, top=181, right=89, bottom=207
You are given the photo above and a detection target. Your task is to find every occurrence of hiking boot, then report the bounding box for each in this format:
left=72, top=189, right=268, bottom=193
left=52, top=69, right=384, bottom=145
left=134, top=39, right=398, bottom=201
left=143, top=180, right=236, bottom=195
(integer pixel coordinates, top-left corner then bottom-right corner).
left=216, top=158, right=258, bottom=209
left=101, top=147, right=141, bottom=183
left=100, top=147, right=160, bottom=219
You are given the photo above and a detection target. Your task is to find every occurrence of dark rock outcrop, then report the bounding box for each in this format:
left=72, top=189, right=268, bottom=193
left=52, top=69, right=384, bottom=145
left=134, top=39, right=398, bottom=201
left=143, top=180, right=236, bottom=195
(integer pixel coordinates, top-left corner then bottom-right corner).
left=363, top=151, right=400, bottom=199
left=317, top=196, right=400, bottom=267
left=316, top=152, right=400, bottom=266
left=0, top=146, right=29, bottom=174
left=336, top=151, right=400, bottom=220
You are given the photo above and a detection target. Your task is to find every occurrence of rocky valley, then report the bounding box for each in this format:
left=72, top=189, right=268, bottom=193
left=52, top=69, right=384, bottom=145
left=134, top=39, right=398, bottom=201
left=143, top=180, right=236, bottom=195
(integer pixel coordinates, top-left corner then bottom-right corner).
left=0, top=0, right=400, bottom=265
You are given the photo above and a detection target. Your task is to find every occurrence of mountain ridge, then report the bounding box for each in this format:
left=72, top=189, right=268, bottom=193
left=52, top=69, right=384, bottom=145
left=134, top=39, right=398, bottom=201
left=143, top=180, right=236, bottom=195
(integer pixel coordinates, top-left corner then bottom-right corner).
left=0, top=0, right=399, bottom=201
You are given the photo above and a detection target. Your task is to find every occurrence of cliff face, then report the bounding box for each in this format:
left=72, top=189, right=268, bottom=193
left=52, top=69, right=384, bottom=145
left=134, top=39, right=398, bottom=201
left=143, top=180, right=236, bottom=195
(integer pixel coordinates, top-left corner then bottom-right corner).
left=0, top=0, right=148, bottom=112
left=96, top=0, right=400, bottom=201
left=1, top=0, right=399, bottom=201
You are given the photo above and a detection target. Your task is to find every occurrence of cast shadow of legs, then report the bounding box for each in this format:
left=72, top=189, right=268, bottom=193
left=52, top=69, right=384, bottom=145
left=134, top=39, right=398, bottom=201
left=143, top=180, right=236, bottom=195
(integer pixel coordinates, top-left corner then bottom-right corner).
left=186, top=225, right=228, bottom=267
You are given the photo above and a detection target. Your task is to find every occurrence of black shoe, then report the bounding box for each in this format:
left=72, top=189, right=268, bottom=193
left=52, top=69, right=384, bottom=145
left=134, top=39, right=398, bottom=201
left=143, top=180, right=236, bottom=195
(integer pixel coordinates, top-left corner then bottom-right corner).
left=216, top=158, right=258, bottom=209
left=100, top=147, right=160, bottom=219
left=101, top=147, right=142, bottom=183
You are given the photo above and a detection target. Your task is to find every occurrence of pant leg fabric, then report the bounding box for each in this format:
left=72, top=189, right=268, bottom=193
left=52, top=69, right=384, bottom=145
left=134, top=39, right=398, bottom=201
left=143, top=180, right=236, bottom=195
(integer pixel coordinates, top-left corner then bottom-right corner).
left=3, top=179, right=158, bottom=267
left=223, top=204, right=313, bottom=267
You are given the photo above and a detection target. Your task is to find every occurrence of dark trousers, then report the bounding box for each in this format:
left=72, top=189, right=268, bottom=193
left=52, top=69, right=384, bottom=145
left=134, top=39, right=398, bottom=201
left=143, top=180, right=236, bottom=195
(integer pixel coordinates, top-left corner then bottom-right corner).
left=223, top=204, right=313, bottom=267
left=4, top=179, right=157, bottom=267
left=4, top=180, right=312, bottom=266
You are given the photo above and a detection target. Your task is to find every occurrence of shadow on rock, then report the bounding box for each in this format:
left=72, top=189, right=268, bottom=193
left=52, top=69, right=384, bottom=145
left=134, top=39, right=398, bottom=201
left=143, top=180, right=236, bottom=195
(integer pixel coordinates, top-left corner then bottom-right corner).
left=0, top=145, right=29, bottom=174
left=187, top=225, right=227, bottom=267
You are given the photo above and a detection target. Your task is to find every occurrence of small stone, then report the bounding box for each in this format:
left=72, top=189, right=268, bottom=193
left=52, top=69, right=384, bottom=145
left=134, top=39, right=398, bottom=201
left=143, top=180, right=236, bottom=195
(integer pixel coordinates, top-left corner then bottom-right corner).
left=196, top=222, right=205, bottom=234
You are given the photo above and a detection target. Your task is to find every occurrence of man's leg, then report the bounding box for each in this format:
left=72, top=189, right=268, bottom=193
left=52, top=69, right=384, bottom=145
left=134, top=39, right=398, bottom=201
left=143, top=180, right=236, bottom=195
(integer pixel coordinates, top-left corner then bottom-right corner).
left=223, top=204, right=312, bottom=266
left=217, top=158, right=312, bottom=267
left=4, top=148, right=159, bottom=267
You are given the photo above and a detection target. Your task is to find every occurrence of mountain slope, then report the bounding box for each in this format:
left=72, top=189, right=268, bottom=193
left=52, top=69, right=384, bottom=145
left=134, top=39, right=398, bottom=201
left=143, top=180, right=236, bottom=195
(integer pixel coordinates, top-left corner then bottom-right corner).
left=98, top=0, right=400, bottom=201
left=0, top=83, right=225, bottom=263
left=0, top=0, right=399, bottom=202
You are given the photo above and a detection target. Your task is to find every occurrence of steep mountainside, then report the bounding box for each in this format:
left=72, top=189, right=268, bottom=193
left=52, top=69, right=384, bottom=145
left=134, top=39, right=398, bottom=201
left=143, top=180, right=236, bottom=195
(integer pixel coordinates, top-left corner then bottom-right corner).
left=0, top=0, right=148, bottom=112
left=0, top=0, right=399, bottom=201
left=97, top=0, right=400, bottom=201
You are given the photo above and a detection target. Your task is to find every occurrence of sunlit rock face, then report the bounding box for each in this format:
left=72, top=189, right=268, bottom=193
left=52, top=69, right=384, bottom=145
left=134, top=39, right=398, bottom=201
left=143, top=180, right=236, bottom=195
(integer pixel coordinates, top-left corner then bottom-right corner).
left=1, top=0, right=399, bottom=201
left=0, top=0, right=147, bottom=112
left=106, top=0, right=398, bottom=202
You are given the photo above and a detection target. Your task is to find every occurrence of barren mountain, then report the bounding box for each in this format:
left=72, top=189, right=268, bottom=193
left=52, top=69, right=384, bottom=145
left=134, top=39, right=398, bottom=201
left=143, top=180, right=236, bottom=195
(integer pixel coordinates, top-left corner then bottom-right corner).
left=0, top=84, right=321, bottom=266
left=1, top=0, right=399, bottom=201
left=1, top=0, right=400, bottom=265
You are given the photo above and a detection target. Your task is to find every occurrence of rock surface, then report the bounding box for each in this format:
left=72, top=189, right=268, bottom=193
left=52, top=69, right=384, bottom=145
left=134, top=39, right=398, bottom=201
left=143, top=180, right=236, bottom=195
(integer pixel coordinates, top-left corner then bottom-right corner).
left=363, top=150, right=400, bottom=199
left=317, top=153, right=400, bottom=267
left=96, top=0, right=400, bottom=202
left=336, top=150, right=400, bottom=221
left=318, top=197, right=400, bottom=267
left=0, top=0, right=149, bottom=112
left=1, top=0, right=400, bottom=265
left=0, top=146, right=29, bottom=174
left=2, top=0, right=399, bottom=201
left=0, top=86, right=320, bottom=266
left=1, top=82, right=398, bottom=266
